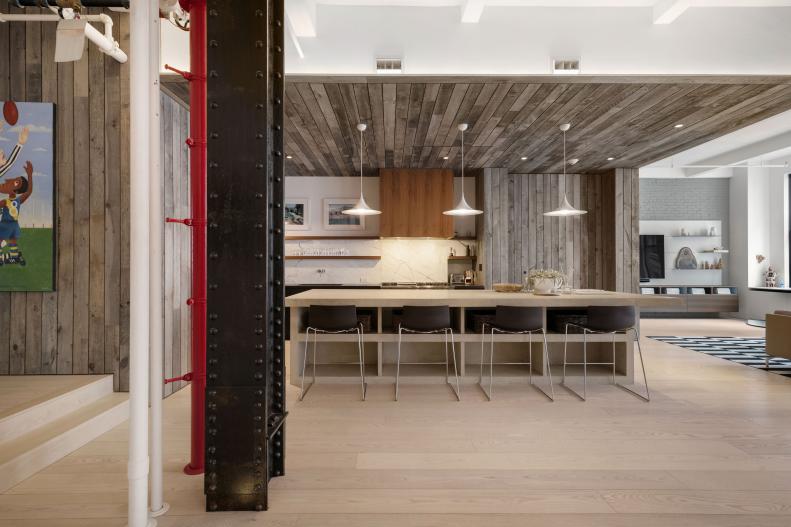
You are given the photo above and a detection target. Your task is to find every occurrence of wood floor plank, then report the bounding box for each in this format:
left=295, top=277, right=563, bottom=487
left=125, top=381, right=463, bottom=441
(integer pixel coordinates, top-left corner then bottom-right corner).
left=4, top=319, right=791, bottom=525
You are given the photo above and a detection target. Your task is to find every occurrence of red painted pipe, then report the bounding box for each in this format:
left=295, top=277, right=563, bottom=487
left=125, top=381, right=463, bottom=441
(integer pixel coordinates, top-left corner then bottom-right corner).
left=180, top=0, right=207, bottom=476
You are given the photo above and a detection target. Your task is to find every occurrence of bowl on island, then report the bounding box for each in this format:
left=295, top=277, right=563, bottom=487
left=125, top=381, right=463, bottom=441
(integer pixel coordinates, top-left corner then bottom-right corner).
left=493, top=283, right=524, bottom=293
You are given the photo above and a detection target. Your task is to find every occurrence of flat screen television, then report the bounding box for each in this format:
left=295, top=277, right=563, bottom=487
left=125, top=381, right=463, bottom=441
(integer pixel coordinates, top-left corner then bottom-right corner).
left=639, top=235, right=665, bottom=280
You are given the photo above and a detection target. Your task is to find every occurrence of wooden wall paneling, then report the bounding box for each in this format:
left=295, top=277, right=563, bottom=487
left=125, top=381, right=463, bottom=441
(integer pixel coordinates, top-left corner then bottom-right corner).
left=88, top=28, right=106, bottom=375
left=614, top=170, right=624, bottom=292
left=72, top=39, right=90, bottom=374
left=118, top=12, right=130, bottom=391
left=8, top=6, right=26, bottom=375
left=103, top=11, right=122, bottom=384
left=40, top=17, right=58, bottom=374
left=55, top=44, right=75, bottom=376
left=0, top=0, right=10, bottom=375
left=23, top=12, right=42, bottom=375
left=162, top=96, right=175, bottom=398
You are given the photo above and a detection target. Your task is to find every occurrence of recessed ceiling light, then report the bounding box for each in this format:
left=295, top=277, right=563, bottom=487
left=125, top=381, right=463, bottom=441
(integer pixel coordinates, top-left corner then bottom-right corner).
left=442, top=156, right=449, bottom=160
left=674, top=123, right=684, bottom=129
left=286, top=155, right=293, bottom=159
left=607, top=157, right=615, bottom=161
left=521, top=156, right=528, bottom=161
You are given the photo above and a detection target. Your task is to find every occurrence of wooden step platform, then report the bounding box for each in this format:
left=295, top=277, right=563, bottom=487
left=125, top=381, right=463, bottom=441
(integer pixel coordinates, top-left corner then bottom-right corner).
left=0, top=376, right=128, bottom=493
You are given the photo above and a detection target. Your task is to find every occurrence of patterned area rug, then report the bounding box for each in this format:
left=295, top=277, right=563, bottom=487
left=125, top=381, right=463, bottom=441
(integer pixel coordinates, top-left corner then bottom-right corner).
left=649, top=336, right=791, bottom=378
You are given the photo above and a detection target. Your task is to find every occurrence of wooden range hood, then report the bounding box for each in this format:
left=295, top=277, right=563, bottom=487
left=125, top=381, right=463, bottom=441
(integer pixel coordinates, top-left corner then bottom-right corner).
left=379, top=169, right=455, bottom=238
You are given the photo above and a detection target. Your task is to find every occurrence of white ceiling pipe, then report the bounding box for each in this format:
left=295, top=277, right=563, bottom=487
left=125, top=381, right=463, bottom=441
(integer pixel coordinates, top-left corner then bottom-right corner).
left=0, top=11, right=127, bottom=63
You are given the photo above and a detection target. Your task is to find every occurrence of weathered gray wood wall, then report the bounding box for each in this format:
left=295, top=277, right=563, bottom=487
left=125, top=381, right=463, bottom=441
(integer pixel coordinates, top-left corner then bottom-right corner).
left=160, top=92, right=192, bottom=396
left=0, top=4, right=192, bottom=394
left=478, top=168, right=637, bottom=292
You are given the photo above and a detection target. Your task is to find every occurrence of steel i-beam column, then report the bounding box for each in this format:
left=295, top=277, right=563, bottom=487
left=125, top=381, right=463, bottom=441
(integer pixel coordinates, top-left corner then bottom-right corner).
left=205, top=0, right=286, bottom=511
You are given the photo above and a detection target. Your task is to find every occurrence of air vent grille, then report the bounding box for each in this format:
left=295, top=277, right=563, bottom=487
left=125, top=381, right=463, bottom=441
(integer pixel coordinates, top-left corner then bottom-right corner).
left=553, top=59, right=580, bottom=75
left=376, top=57, right=403, bottom=74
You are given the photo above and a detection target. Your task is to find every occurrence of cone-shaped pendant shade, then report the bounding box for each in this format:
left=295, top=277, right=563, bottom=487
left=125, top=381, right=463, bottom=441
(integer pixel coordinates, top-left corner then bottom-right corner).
left=343, top=193, right=382, bottom=216
left=343, top=123, right=381, bottom=216
left=444, top=123, right=483, bottom=216
left=444, top=194, right=483, bottom=216
left=544, top=194, right=587, bottom=217
left=544, top=123, right=587, bottom=217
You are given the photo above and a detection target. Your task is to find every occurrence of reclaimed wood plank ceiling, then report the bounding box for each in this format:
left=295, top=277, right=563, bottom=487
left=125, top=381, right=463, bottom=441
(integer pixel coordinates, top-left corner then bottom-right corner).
left=161, top=74, right=791, bottom=176
left=283, top=75, right=791, bottom=176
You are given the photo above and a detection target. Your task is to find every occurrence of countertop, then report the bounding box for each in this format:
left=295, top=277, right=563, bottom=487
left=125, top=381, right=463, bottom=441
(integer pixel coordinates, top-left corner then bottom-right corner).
left=285, top=289, right=683, bottom=308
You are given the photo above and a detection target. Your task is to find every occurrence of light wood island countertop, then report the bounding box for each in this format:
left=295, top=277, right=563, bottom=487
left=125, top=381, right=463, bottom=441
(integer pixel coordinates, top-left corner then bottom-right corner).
left=285, top=288, right=683, bottom=309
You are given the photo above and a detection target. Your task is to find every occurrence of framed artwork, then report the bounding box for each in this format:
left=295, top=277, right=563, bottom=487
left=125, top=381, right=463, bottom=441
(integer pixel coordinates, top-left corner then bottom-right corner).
left=323, top=198, right=364, bottom=230
left=284, top=198, right=310, bottom=230
left=0, top=101, right=56, bottom=292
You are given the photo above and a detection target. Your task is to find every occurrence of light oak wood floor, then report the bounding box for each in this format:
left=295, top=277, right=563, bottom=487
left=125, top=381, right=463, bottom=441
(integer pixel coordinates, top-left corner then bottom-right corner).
left=4, top=318, right=791, bottom=527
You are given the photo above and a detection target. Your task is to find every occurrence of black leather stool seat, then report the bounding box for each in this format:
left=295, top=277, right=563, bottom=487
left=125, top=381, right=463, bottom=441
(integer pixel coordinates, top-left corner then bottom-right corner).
left=401, top=305, right=451, bottom=332
left=492, top=306, right=543, bottom=332
left=585, top=306, right=636, bottom=333
left=308, top=305, right=359, bottom=332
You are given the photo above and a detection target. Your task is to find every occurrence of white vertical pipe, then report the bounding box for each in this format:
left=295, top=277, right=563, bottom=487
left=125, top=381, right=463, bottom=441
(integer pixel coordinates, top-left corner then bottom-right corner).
left=128, top=0, right=153, bottom=526
left=148, top=0, right=168, bottom=518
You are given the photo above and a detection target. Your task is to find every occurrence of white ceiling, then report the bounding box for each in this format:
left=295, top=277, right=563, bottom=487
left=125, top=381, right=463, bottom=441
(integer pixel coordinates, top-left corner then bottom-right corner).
left=281, top=0, right=791, bottom=74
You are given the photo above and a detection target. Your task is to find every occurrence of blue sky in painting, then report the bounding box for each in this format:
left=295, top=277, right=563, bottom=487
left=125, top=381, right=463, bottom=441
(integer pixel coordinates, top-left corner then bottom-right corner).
left=0, top=102, right=54, bottom=228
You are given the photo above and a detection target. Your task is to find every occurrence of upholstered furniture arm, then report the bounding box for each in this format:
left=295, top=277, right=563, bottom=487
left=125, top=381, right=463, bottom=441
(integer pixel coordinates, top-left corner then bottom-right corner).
left=766, top=312, right=791, bottom=361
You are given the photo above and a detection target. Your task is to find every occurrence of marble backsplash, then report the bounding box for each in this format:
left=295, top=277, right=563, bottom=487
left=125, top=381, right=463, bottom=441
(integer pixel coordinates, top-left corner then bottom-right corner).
left=285, top=238, right=477, bottom=284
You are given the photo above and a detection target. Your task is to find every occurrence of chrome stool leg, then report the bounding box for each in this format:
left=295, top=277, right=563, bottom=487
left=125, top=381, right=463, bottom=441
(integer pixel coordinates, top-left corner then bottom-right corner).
left=395, top=325, right=402, bottom=401
left=299, top=328, right=316, bottom=401
left=528, top=330, right=533, bottom=386
left=541, top=329, right=555, bottom=401
left=561, top=324, right=588, bottom=401
left=357, top=326, right=367, bottom=401
left=448, top=329, right=461, bottom=400
left=478, top=325, right=494, bottom=400
left=614, top=327, right=651, bottom=402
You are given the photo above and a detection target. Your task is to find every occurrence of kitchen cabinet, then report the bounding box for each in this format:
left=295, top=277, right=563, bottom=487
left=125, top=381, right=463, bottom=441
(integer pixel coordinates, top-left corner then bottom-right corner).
left=379, top=169, right=454, bottom=238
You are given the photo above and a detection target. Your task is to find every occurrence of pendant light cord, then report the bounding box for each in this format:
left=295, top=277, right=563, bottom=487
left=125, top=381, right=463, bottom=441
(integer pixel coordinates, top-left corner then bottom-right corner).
left=360, top=127, right=364, bottom=196
left=563, top=128, right=566, bottom=177
left=460, top=126, right=465, bottom=196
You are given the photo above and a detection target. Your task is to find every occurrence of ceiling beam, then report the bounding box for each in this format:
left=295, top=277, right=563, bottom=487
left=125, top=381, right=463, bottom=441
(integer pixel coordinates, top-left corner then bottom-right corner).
left=461, top=0, right=486, bottom=23
left=286, top=0, right=317, bottom=37
left=653, top=0, right=690, bottom=24
left=683, top=130, right=791, bottom=177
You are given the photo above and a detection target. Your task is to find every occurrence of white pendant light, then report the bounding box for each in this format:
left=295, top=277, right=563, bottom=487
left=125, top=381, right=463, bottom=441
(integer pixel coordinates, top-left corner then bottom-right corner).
left=444, top=123, right=483, bottom=216
left=343, top=123, right=381, bottom=216
left=544, top=123, right=587, bottom=217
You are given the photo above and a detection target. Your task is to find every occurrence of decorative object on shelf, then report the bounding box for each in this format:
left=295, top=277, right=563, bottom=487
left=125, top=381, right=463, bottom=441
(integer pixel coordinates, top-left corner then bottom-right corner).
left=680, top=227, right=688, bottom=236
left=493, top=283, right=523, bottom=293
left=709, top=226, right=717, bottom=236
left=449, top=247, right=456, bottom=257
left=675, top=247, right=698, bottom=270
left=765, top=265, right=779, bottom=288
left=0, top=101, right=55, bottom=292
left=527, top=269, right=564, bottom=294
left=443, top=123, right=483, bottom=216
left=756, top=254, right=766, bottom=264
left=323, top=198, right=365, bottom=230
left=284, top=198, right=310, bottom=230
left=545, top=123, right=587, bottom=217
left=342, top=123, right=381, bottom=216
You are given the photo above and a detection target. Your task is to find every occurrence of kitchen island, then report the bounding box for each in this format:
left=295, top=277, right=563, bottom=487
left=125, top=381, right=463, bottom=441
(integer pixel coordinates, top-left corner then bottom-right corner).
left=285, top=289, right=681, bottom=389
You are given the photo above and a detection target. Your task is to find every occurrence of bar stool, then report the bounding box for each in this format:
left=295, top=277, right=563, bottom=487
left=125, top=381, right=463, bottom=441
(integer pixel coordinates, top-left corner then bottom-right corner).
left=299, top=305, right=366, bottom=401
left=562, top=305, right=650, bottom=401
left=479, top=306, right=554, bottom=401
left=396, top=305, right=460, bottom=401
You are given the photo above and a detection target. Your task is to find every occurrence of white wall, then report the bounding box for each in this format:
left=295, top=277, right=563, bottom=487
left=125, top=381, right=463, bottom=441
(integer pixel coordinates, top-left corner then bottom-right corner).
left=730, top=167, right=791, bottom=319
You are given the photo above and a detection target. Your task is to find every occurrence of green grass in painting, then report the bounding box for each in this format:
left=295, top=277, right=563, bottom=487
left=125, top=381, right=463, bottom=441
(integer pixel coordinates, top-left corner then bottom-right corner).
left=0, top=228, right=54, bottom=292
